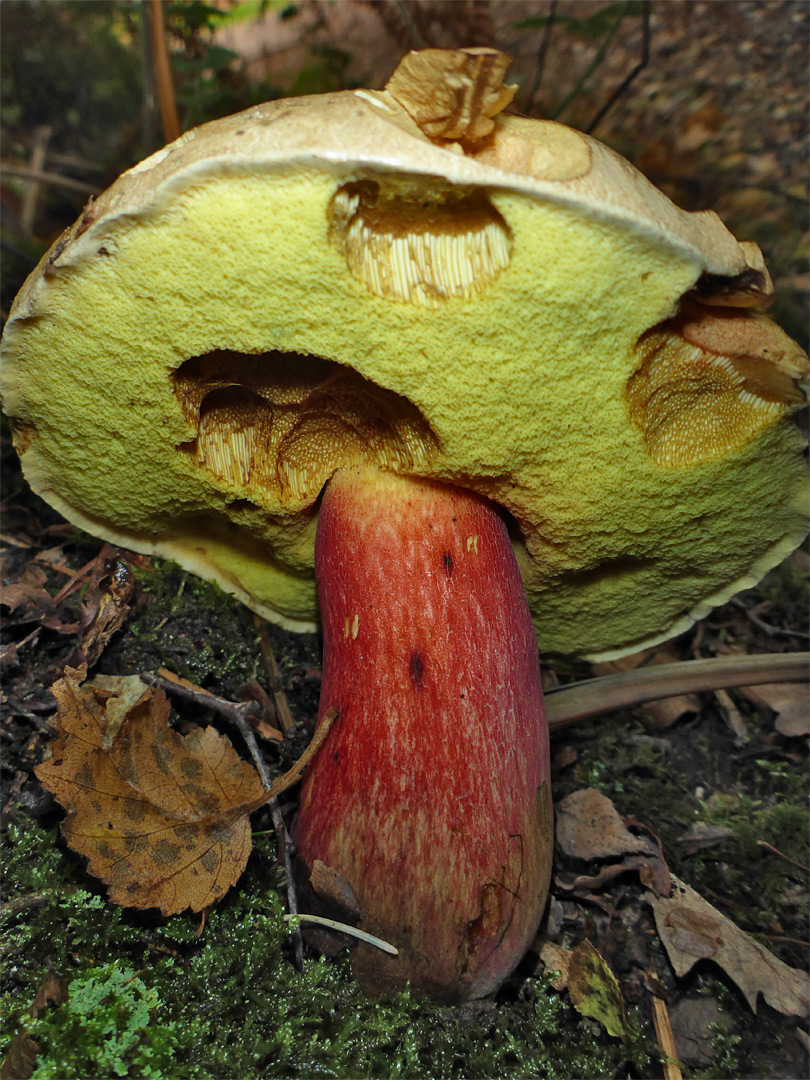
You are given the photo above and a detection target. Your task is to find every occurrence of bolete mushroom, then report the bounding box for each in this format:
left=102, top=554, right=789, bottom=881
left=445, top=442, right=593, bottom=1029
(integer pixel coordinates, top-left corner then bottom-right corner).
left=1, top=49, right=807, bottom=1002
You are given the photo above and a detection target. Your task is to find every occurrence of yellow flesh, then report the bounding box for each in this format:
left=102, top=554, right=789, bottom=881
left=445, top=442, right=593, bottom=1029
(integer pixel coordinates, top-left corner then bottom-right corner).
left=8, top=168, right=807, bottom=655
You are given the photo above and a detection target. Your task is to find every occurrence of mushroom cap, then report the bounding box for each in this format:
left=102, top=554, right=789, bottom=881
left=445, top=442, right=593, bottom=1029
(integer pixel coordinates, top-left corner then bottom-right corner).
left=1, top=81, right=807, bottom=659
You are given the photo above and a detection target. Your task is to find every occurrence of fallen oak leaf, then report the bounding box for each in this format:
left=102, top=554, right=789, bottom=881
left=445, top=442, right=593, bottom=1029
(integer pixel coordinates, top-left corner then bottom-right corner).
left=646, top=875, right=810, bottom=1019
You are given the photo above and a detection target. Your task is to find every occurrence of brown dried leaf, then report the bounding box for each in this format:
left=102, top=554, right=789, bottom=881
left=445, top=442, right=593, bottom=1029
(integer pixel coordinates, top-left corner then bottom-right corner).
left=0, top=972, right=69, bottom=1080
left=642, top=694, right=701, bottom=730
left=0, top=1034, right=39, bottom=1080
left=310, top=859, right=361, bottom=921
left=647, top=875, right=810, bottom=1018
left=555, top=852, right=670, bottom=898
left=28, top=971, right=68, bottom=1016
left=385, top=47, right=516, bottom=143
left=78, top=553, right=138, bottom=665
left=35, top=667, right=267, bottom=915
left=1, top=563, right=78, bottom=634
left=739, top=683, right=809, bottom=738
left=556, top=788, right=649, bottom=861
left=537, top=941, right=573, bottom=990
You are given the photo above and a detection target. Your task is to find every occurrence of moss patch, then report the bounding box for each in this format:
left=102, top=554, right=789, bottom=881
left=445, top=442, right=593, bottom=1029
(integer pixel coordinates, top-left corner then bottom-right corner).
left=1, top=818, right=652, bottom=1079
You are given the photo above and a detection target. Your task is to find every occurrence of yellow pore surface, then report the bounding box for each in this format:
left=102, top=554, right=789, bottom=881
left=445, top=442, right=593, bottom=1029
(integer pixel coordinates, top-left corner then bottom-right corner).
left=8, top=167, right=807, bottom=656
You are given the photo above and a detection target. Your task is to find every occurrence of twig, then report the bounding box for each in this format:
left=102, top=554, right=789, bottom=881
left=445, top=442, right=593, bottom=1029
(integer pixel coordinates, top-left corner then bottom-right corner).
left=544, top=652, right=809, bottom=729
left=0, top=890, right=54, bottom=922
left=283, top=914, right=398, bottom=955
left=731, top=596, right=810, bottom=641
left=263, top=709, right=339, bottom=800
left=153, top=575, right=186, bottom=632
left=756, top=841, right=810, bottom=874
left=22, top=126, right=52, bottom=234
left=259, top=708, right=339, bottom=974
left=1, top=163, right=100, bottom=197
left=649, top=989, right=683, bottom=1080
left=51, top=551, right=104, bottom=605
left=142, top=667, right=262, bottom=732
left=394, top=0, right=427, bottom=48
left=586, top=0, right=650, bottom=134
left=254, top=616, right=295, bottom=735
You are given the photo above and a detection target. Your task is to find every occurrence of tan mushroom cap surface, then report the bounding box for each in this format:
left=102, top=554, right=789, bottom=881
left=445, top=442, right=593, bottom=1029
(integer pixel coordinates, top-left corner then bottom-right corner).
left=1, top=82, right=807, bottom=659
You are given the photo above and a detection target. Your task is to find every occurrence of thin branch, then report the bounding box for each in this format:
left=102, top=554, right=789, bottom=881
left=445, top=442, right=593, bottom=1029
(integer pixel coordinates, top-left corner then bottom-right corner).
left=394, top=0, right=427, bottom=49
left=731, top=596, right=810, bottom=641
left=545, top=652, right=809, bottom=729
left=756, top=841, right=810, bottom=874
left=141, top=667, right=305, bottom=969
left=254, top=616, right=295, bottom=735
left=586, top=0, right=651, bottom=134
left=1, top=164, right=100, bottom=197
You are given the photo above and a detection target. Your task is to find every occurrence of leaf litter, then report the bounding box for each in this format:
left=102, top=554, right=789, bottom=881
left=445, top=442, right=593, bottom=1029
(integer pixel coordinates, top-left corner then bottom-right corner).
left=647, top=874, right=810, bottom=1019
left=33, top=667, right=335, bottom=916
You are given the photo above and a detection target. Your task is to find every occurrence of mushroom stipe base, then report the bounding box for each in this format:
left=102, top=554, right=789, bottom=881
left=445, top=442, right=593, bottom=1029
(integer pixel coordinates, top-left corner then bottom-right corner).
left=295, top=466, right=552, bottom=1002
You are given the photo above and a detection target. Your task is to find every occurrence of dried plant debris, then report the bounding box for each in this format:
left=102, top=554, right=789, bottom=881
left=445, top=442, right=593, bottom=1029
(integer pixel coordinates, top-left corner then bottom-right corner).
left=0, top=971, right=69, bottom=1080
left=556, top=788, right=650, bottom=860
left=554, top=788, right=671, bottom=898
left=1, top=564, right=79, bottom=635
left=567, top=940, right=629, bottom=1041
left=647, top=875, right=810, bottom=1019
left=35, top=667, right=267, bottom=915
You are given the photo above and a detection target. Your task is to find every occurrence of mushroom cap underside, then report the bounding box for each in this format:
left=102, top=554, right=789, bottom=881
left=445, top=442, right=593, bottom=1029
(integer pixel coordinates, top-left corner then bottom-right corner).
left=1, top=90, right=807, bottom=659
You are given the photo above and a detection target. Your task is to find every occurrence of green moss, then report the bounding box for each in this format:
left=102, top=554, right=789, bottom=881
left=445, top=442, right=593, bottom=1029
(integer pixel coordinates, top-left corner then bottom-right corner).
left=2, top=820, right=652, bottom=1079
left=110, top=557, right=262, bottom=690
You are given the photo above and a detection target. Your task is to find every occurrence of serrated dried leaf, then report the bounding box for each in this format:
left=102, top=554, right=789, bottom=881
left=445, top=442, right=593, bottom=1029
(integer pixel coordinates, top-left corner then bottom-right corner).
left=556, top=788, right=649, bottom=860
left=647, top=875, right=810, bottom=1018
left=568, top=939, right=628, bottom=1039
left=36, top=667, right=267, bottom=915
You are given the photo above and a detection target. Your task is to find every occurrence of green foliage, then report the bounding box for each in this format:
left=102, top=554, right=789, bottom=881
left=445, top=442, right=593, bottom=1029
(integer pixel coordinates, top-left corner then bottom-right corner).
left=0, top=0, right=142, bottom=161
left=163, top=0, right=280, bottom=130
left=2, top=820, right=652, bottom=1079
left=515, top=1, right=645, bottom=40
left=23, top=964, right=191, bottom=1080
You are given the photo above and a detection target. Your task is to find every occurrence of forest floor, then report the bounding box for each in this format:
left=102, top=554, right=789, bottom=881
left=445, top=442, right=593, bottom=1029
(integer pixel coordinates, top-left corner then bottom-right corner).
left=1, top=3, right=808, bottom=1078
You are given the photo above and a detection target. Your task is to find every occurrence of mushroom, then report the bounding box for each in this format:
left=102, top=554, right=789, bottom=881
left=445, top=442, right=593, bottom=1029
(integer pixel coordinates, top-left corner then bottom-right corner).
left=1, top=49, right=807, bottom=1002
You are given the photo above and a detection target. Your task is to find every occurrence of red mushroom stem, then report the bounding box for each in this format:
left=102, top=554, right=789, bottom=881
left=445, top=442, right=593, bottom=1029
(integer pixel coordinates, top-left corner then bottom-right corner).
left=295, top=466, right=553, bottom=1002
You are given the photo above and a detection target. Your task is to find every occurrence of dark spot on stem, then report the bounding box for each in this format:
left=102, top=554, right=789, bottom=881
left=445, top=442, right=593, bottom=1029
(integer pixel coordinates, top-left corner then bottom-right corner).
left=409, top=650, right=425, bottom=688
left=443, top=551, right=454, bottom=575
